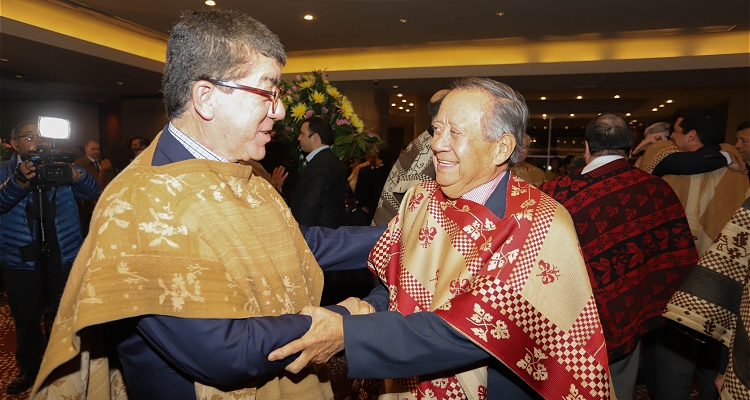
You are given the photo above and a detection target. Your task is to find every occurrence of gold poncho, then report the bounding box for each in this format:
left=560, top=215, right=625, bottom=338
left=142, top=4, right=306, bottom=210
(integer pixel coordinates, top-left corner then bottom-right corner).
left=32, top=138, right=330, bottom=399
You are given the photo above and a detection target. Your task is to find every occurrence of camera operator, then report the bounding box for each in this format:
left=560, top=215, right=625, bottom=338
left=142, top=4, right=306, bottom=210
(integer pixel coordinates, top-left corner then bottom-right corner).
left=0, top=120, right=100, bottom=395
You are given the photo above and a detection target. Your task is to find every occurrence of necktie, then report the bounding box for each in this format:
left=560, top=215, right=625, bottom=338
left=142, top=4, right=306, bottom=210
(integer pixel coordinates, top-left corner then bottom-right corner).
left=93, top=160, right=100, bottom=171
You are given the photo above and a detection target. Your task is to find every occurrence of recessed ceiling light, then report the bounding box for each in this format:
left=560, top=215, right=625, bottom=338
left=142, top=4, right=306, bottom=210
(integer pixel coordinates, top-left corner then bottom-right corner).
left=576, top=95, right=582, bottom=99
left=625, top=113, right=631, bottom=116
left=398, top=106, right=404, bottom=110
left=303, top=14, right=314, bottom=21
left=409, top=103, right=414, bottom=106
left=614, top=95, right=620, bottom=99
left=570, top=113, right=575, bottom=117
left=659, top=104, right=665, bottom=108
left=632, top=119, right=638, bottom=123
left=542, top=113, right=547, bottom=117
left=402, top=99, right=407, bottom=103
left=543, top=126, right=547, bottom=129
left=496, top=12, right=505, bottom=16
left=15, top=75, right=22, bottom=78
left=399, top=19, right=407, bottom=23
left=0, top=58, right=8, bottom=62
left=205, top=0, right=215, bottom=5
left=397, top=93, right=403, bottom=97
left=652, top=108, right=658, bottom=111
left=405, top=109, right=410, bottom=112
left=391, top=103, right=396, bottom=107
left=666, top=99, right=673, bottom=103
left=117, top=82, right=124, bottom=85
left=540, top=96, right=546, bottom=100
left=565, top=126, right=569, bottom=129
left=392, top=85, right=398, bottom=89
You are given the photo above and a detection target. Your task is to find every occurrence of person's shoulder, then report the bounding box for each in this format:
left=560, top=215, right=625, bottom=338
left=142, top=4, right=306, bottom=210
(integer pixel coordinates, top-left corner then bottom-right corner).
left=73, top=156, right=88, bottom=166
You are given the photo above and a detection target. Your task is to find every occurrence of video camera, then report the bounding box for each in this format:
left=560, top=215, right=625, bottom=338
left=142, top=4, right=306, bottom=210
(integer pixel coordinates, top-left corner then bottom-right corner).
left=19, top=117, right=76, bottom=185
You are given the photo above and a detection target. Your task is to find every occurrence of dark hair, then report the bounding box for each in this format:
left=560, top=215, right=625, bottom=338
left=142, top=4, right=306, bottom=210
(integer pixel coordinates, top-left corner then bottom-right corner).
left=11, top=120, right=36, bottom=139
left=162, top=10, right=286, bottom=120
left=737, top=120, right=750, bottom=131
left=450, top=77, right=528, bottom=166
left=131, top=136, right=151, bottom=148
left=676, top=107, right=726, bottom=145
left=304, top=116, right=335, bottom=145
left=585, top=113, right=633, bottom=157
left=427, top=92, right=448, bottom=119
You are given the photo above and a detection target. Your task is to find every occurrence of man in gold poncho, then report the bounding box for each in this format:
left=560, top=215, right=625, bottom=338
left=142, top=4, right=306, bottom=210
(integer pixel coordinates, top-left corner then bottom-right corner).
left=31, top=10, right=376, bottom=400
left=270, top=78, right=613, bottom=399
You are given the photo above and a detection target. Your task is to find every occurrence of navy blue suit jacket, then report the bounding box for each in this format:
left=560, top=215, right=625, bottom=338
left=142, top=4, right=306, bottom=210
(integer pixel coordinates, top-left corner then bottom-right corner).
left=290, top=147, right=346, bottom=228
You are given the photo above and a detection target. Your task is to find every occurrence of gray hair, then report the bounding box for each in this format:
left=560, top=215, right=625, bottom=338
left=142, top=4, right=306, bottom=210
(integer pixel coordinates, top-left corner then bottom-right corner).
left=644, top=121, right=670, bottom=136
left=450, top=77, right=528, bottom=166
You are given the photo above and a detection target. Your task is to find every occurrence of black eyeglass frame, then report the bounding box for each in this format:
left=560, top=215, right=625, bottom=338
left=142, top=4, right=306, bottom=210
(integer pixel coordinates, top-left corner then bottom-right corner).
left=14, top=134, right=40, bottom=142
left=204, top=78, right=280, bottom=114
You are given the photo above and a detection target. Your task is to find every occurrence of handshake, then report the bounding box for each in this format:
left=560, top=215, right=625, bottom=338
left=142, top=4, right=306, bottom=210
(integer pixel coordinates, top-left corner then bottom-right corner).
left=267, top=297, right=375, bottom=373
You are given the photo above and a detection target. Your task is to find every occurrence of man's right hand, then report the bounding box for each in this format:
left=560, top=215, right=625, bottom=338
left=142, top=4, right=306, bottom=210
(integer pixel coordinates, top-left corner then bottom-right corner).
left=726, top=151, right=748, bottom=174
left=337, top=297, right=375, bottom=315
left=14, top=160, right=36, bottom=188
left=631, top=135, right=663, bottom=157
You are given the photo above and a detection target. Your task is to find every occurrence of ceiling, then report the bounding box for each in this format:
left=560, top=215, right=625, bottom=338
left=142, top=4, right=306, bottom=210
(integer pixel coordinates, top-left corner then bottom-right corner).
left=1, top=0, right=748, bottom=121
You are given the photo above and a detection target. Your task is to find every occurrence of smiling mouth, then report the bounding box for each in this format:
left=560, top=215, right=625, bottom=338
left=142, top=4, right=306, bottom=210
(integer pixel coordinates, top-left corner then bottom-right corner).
left=436, top=159, right=458, bottom=167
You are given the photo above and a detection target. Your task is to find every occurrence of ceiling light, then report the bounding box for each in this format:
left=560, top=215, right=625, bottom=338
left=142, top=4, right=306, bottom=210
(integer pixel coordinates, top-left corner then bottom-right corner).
left=15, top=75, right=22, bottom=78
left=542, top=113, right=547, bottom=117
left=392, top=85, right=399, bottom=89
left=398, top=106, right=403, bottom=110
left=652, top=108, right=658, bottom=111
left=625, top=113, right=631, bottom=116
left=570, top=113, right=575, bottom=117
left=399, top=19, right=407, bottom=23
left=614, top=95, right=620, bottom=99
left=397, top=93, right=403, bottom=97
left=409, top=103, right=414, bottom=106
left=405, top=109, right=410, bottom=112
left=543, top=126, right=547, bottom=129
left=391, top=103, right=396, bottom=107
left=205, top=0, right=215, bottom=5
left=639, top=123, right=643, bottom=126
left=565, top=126, right=569, bottom=129
left=0, top=58, right=8, bottom=62
left=303, top=14, right=314, bottom=20
left=117, top=82, right=124, bottom=85
left=540, top=96, right=546, bottom=100
left=659, top=104, right=665, bottom=108
left=496, top=12, right=505, bottom=16
left=666, top=99, right=673, bottom=103
left=632, top=119, right=638, bottom=123
left=576, top=95, right=582, bottom=99
left=402, top=99, right=407, bottom=103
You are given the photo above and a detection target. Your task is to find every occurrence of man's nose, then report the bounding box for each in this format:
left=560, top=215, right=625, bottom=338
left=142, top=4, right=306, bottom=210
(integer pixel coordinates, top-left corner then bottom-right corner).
left=270, top=101, right=286, bottom=121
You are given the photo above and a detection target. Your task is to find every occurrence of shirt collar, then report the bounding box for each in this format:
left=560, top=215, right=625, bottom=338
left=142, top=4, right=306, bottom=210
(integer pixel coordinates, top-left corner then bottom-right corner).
left=305, top=145, right=330, bottom=162
left=582, top=155, right=625, bottom=174
left=460, top=170, right=507, bottom=205
left=167, top=122, right=229, bottom=163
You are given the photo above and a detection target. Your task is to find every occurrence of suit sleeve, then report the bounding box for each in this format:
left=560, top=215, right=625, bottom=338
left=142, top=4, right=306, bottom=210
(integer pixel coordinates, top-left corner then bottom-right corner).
left=343, top=310, right=490, bottom=379
left=301, top=225, right=386, bottom=271
left=651, top=151, right=727, bottom=177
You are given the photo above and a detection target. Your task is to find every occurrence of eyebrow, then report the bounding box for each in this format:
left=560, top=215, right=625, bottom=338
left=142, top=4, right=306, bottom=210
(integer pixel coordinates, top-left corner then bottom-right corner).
left=260, top=75, right=280, bottom=86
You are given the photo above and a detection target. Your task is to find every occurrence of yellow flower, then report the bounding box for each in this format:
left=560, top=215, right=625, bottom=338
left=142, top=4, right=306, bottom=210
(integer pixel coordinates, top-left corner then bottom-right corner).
left=340, top=97, right=354, bottom=118
left=351, top=115, right=364, bottom=133
left=290, top=103, right=308, bottom=120
left=325, top=85, right=342, bottom=99
left=311, top=90, right=326, bottom=104
left=297, top=80, right=313, bottom=89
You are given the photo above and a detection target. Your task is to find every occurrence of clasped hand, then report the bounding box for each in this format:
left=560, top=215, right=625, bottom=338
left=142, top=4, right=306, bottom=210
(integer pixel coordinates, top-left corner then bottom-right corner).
left=267, top=297, right=374, bottom=373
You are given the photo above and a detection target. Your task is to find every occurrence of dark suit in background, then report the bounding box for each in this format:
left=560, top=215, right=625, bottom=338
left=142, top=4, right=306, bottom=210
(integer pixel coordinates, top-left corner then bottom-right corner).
left=291, top=148, right=346, bottom=229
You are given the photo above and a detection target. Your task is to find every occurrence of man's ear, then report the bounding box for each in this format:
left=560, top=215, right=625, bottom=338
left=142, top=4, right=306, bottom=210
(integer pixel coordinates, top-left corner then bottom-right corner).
left=192, top=80, right=217, bottom=121
left=493, top=134, right=516, bottom=166
left=584, top=141, right=591, bottom=159
left=687, top=130, right=699, bottom=142
left=10, top=139, right=19, bottom=153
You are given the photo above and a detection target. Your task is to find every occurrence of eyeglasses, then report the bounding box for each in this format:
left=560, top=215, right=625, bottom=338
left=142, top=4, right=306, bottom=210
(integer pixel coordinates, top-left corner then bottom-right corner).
left=205, top=79, right=281, bottom=114
left=15, top=134, right=39, bottom=142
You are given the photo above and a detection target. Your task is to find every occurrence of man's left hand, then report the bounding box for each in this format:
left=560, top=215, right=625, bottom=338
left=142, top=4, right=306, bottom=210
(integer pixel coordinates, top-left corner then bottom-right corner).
left=268, top=306, right=345, bottom=373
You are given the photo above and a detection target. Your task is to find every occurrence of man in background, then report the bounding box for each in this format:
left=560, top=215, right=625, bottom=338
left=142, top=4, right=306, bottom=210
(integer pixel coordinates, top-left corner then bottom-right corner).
left=1, top=120, right=100, bottom=395
left=74, top=140, right=115, bottom=236
left=735, top=120, right=750, bottom=177
left=292, top=116, right=347, bottom=229
left=371, top=89, right=449, bottom=226
left=541, top=114, right=698, bottom=400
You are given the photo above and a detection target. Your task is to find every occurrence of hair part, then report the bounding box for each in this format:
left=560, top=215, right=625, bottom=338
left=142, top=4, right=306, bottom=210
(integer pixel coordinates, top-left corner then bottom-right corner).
left=676, top=107, right=726, bottom=145
left=450, top=77, right=528, bottom=167
left=304, top=116, right=335, bottom=145
left=162, top=10, right=286, bottom=120
left=585, top=113, right=633, bottom=157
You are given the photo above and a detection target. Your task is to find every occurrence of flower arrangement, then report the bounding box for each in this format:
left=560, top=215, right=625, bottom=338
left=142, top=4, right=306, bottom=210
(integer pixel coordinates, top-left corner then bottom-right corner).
left=273, top=70, right=382, bottom=162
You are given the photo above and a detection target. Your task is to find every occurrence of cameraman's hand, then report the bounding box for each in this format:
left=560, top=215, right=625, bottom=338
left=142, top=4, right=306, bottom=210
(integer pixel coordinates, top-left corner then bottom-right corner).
left=14, top=160, right=36, bottom=188
left=71, top=165, right=82, bottom=181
